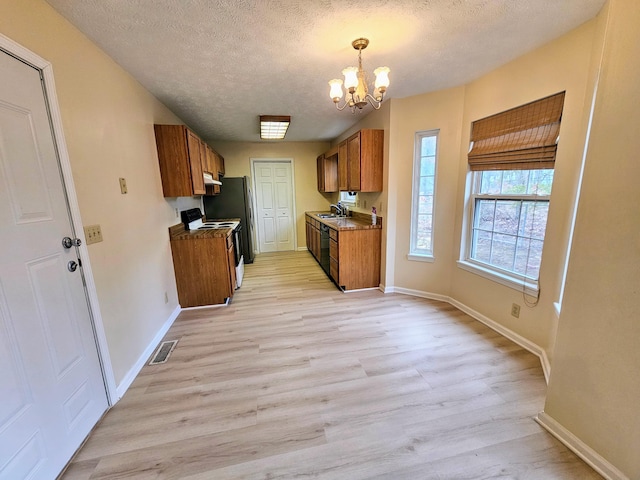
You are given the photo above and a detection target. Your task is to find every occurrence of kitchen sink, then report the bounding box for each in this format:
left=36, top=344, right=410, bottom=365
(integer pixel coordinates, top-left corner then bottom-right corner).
left=316, top=213, right=337, bottom=218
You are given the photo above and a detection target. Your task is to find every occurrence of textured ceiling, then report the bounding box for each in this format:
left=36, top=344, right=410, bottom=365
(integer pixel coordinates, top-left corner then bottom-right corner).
left=45, top=0, right=606, bottom=143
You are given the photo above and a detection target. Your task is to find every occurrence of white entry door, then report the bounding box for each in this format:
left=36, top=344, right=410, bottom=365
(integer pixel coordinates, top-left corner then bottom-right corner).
left=0, top=50, right=108, bottom=479
left=253, top=161, right=295, bottom=252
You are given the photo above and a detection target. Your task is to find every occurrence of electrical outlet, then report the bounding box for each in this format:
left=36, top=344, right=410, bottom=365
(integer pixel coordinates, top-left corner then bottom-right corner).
left=84, top=224, right=103, bottom=245
left=175, top=208, right=179, bottom=218
left=119, top=177, right=128, bottom=194
left=164, top=291, right=169, bottom=304
left=511, top=303, right=521, bottom=318
left=364, top=200, right=367, bottom=208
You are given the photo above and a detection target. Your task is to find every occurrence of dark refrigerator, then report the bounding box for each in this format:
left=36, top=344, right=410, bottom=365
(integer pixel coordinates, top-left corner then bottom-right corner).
left=203, top=176, right=255, bottom=264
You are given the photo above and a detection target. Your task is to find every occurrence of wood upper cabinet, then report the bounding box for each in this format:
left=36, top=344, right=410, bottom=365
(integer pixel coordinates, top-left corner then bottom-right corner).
left=317, top=154, right=338, bottom=192
left=204, top=145, right=221, bottom=195
left=216, top=151, right=225, bottom=177
left=338, top=140, right=348, bottom=191
left=154, top=124, right=205, bottom=197
left=340, top=129, right=384, bottom=192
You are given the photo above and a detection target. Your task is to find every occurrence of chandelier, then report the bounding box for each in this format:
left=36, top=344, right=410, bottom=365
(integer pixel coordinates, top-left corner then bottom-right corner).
left=328, top=38, right=390, bottom=112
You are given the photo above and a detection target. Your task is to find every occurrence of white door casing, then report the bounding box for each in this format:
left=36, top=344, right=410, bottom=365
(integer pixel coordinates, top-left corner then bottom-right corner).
left=0, top=38, right=111, bottom=479
left=252, top=160, right=295, bottom=253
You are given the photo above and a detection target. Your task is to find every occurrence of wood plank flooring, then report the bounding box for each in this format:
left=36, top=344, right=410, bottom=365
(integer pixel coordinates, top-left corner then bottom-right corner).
left=61, top=251, right=601, bottom=479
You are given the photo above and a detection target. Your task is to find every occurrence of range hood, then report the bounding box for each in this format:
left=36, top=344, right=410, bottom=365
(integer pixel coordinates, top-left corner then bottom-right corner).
left=203, top=172, right=222, bottom=186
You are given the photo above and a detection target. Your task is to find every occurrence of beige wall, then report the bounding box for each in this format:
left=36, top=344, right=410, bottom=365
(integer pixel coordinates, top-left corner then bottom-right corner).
left=328, top=102, right=392, bottom=285
left=389, top=87, right=465, bottom=295
left=544, top=0, right=640, bottom=477
left=0, top=0, right=199, bottom=387
left=209, top=141, right=329, bottom=249
left=447, top=19, right=597, bottom=351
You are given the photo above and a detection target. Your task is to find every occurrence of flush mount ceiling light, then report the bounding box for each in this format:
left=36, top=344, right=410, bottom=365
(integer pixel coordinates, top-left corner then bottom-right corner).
left=328, top=38, right=390, bottom=113
left=260, top=115, right=291, bottom=140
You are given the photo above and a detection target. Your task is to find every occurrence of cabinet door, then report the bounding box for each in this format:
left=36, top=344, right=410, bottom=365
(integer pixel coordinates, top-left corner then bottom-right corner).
left=329, top=238, right=339, bottom=282
left=347, top=132, right=361, bottom=191
left=313, top=224, right=320, bottom=259
left=205, top=146, right=221, bottom=195
left=216, top=152, right=225, bottom=176
left=317, top=154, right=325, bottom=191
left=359, top=129, right=384, bottom=192
left=306, top=218, right=312, bottom=253
left=338, top=140, right=348, bottom=191
left=186, top=130, right=205, bottom=195
left=227, top=243, right=236, bottom=296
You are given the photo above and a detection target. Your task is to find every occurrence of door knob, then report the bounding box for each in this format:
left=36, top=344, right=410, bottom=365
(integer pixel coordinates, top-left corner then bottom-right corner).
left=62, top=237, right=82, bottom=249
left=67, top=260, right=78, bottom=272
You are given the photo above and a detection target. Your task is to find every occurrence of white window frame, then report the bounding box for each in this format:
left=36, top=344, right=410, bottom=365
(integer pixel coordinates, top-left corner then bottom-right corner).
left=458, top=169, right=552, bottom=295
left=408, top=129, right=439, bottom=262
left=339, top=191, right=356, bottom=205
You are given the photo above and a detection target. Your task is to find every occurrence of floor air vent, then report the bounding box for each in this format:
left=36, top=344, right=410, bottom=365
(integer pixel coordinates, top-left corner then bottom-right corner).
left=149, top=340, right=178, bottom=365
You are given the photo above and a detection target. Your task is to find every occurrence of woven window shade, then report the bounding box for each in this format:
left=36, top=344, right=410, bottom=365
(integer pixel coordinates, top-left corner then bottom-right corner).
left=468, top=92, right=565, bottom=171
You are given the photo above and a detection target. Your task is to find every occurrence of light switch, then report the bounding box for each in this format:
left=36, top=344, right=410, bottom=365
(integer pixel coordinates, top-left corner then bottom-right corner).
left=119, top=177, right=128, bottom=194
left=84, top=225, right=103, bottom=245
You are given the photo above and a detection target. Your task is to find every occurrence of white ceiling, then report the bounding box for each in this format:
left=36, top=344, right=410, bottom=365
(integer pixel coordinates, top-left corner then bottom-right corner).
left=45, top=0, right=606, bottom=143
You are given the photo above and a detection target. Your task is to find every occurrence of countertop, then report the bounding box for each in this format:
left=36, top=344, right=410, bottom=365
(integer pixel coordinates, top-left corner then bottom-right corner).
left=169, top=218, right=240, bottom=240
left=306, top=211, right=382, bottom=231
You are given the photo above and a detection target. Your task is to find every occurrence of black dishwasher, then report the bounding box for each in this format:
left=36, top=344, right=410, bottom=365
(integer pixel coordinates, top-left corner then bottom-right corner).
left=320, top=223, right=331, bottom=276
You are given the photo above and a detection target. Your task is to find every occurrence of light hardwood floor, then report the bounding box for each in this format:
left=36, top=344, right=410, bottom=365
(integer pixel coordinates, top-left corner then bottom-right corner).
left=61, top=251, right=601, bottom=479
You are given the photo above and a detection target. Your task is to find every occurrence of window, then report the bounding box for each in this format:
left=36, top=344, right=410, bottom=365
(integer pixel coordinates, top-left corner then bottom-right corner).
left=409, top=130, right=438, bottom=261
left=466, top=169, right=553, bottom=284
left=460, top=92, right=565, bottom=293
left=339, top=191, right=356, bottom=205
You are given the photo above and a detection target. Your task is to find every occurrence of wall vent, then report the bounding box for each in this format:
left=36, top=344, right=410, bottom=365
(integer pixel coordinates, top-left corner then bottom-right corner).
left=149, top=339, right=178, bottom=365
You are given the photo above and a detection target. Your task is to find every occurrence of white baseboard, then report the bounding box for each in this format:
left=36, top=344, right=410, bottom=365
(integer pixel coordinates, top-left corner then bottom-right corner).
left=391, top=286, right=451, bottom=303
left=115, top=305, right=181, bottom=400
left=535, top=412, right=629, bottom=480
left=448, top=297, right=551, bottom=383
left=383, top=285, right=551, bottom=382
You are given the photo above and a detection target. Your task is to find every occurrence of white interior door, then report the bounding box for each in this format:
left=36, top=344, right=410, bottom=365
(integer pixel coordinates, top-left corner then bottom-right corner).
left=0, top=50, right=108, bottom=479
left=253, top=161, right=295, bottom=253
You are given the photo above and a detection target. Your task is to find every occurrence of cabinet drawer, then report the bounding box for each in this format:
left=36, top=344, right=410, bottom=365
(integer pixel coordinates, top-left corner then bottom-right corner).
left=329, top=228, right=338, bottom=241
left=329, top=238, right=338, bottom=260
left=330, top=257, right=339, bottom=283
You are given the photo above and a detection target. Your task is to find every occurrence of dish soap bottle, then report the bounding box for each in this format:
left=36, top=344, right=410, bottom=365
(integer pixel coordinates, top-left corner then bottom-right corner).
left=371, top=206, right=377, bottom=225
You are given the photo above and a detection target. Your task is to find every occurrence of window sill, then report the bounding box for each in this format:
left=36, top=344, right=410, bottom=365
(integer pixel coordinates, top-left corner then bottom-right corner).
left=408, top=254, right=434, bottom=263
left=456, top=260, right=539, bottom=296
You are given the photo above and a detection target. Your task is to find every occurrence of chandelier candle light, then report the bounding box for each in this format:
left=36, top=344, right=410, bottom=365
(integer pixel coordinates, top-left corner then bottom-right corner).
left=329, top=38, right=390, bottom=112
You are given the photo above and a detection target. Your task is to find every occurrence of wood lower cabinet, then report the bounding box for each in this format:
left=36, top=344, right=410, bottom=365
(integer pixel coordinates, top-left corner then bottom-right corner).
left=170, top=231, right=235, bottom=307
left=329, top=228, right=339, bottom=282
left=329, top=227, right=381, bottom=290
left=306, top=213, right=381, bottom=291
left=305, top=214, right=321, bottom=260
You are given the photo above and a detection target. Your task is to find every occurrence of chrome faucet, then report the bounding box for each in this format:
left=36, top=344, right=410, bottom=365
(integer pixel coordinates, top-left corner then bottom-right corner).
left=330, top=203, right=344, bottom=216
